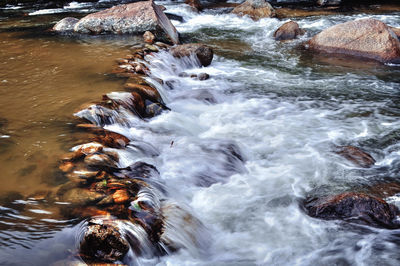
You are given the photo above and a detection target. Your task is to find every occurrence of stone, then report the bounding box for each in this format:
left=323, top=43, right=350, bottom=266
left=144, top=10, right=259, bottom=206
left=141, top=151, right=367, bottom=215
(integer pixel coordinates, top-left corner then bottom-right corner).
left=391, top=27, right=400, bottom=39
left=273, top=21, right=305, bottom=41
left=307, top=18, right=400, bottom=63
left=317, top=0, right=341, bottom=6
left=61, top=188, right=105, bottom=206
left=335, top=145, right=376, bottom=168
left=170, top=43, right=214, bottom=67
left=73, top=1, right=180, bottom=44
left=52, top=17, right=79, bottom=32
left=59, top=161, right=75, bottom=173
left=231, top=0, right=276, bottom=20
left=143, top=31, right=155, bottom=44
left=185, top=0, right=203, bottom=11
left=304, top=192, right=400, bottom=229
left=145, top=103, right=164, bottom=117
left=198, top=73, right=210, bottom=80
left=79, top=223, right=129, bottom=262
left=84, top=154, right=118, bottom=168
left=113, top=189, right=130, bottom=204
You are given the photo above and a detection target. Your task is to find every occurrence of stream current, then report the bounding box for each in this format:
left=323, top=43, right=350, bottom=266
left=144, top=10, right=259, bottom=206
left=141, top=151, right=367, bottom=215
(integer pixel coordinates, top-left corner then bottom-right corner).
left=1, top=1, right=400, bottom=265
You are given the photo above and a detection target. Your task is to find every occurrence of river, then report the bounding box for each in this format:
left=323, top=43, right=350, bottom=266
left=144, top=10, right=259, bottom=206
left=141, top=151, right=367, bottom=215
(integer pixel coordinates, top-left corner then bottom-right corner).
left=0, top=0, right=400, bottom=265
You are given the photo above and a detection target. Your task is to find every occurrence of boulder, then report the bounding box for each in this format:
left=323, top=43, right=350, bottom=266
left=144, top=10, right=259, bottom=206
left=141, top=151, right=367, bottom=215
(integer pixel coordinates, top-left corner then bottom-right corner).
left=334, top=145, right=376, bottom=168
left=307, top=18, right=400, bottom=63
left=273, top=21, right=305, bottom=41
left=79, top=223, right=129, bottom=262
left=304, top=192, right=400, bottom=229
left=52, top=17, right=79, bottom=32
left=73, top=1, right=180, bottom=44
left=231, top=0, right=276, bottom=20
left=185, top=0, right=203, bottom=11
left=169, top=43, right=214, bottom=67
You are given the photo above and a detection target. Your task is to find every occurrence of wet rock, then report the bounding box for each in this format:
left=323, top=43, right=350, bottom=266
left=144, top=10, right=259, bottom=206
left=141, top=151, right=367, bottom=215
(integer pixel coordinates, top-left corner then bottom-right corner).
left=113, top=189, right=130, bottom=204
left=391, top=27, right=400, bottom=39
left=79, top=223, right=129, bottom=262
left=61, top=188, right=105, bottom=205
left=59, top=161, right=75, bottom=173
left=273, top=21, right=305, bottom=41
left=307, top=18, right=400, bottom=63
left=123, top=162, right=160, bottom=179
left=73, top=1, right=180, bottom=44
left=170, top=43, right=213, bottom=67
left=231, top=0, right=276, bottom=20
left=67, top=169, right=99, bottom=183
left=198, top=73, right=210, bottom=80
left=145, top=43, right=159, bottom=52
left=304, top=192, right=400, bottom=229
left=52, top=17, right=79, bottom=32
left=335, top=145, right=376, bottom=168
left=366, top=182, right=400, bottom=199
left=185, top=0, right=203, bottom=11
left=145, top=103, right=164, bottom=117
left=90, top=129, right=130, bottom=149
left=124, top=83, right=164, bottom=104
left=84, top=154, right=118, bottom=169
left=143, top=31, right=155, bottom=44
left=73, top=142, right=104, bottom=157
left=317, top=0, right=341, bottom=6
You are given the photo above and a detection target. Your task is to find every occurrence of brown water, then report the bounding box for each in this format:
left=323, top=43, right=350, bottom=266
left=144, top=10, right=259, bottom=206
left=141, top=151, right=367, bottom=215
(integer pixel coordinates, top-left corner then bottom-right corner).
left=0, top=18, right=138, bottom=196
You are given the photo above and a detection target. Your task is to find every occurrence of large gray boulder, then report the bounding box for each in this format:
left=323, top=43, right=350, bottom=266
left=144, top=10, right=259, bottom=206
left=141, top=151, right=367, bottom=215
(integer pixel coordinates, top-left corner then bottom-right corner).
left=72, top=1, right=179, bottom=44
left=307, top=18, right=400, bottom=63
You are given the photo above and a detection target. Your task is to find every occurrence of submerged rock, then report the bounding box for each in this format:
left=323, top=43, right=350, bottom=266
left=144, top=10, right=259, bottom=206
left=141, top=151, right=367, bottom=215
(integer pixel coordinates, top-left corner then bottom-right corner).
left=307, top=18, right=400, bottom=63
left=304, top=192, right=400, bottom=229
left=52, top=17, right=79, bottom=32
left=231, top=0, right=276, bottom=20
left=169, top=43, right=214, bottom=67
left=334, top=145, right=376, bottom=168
left=72, top=1, right=180, bottom=44
left=273, top=21, right=305, bottom=41
left=80, top=223, right=129, bottom=262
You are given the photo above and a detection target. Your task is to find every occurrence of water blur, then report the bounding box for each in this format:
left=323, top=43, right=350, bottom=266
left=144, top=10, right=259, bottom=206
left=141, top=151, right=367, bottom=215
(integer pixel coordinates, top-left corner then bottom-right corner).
left=1, top=0, right=400, bottom=265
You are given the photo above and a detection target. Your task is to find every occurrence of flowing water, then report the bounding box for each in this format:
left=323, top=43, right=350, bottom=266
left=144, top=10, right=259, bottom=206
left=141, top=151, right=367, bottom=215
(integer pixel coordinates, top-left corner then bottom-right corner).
left=1, top=0, right=400, bottom=265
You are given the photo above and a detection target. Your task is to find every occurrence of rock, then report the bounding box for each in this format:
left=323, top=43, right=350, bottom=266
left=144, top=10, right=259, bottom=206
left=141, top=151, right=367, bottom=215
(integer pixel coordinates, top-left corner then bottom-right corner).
left=53, top=17, right=79, bottom=32
left=367, top=182, right=400, bottom=199
left=124, top=83, right=164, bottom=104
left=91, top=130, right=130, bottom=149
left=146, top=103, right=164, bottom=117
left=73, top=1, right=180, bottom=44
left=123, top=161, right=160, bottom=179
left=145, top=43, right=159, bottom=52
left=185, top=0, right=203, bottom=11
left=391, top=27, right=400, bottom=39
left=335, top=145, right=376, bottom=168
left=231, top=0, right=276, bottom=20
left=61, top=188, right=105, bottom=206
left=59, top=161, right=75, bottom=173
left=79, top=223, right=129, bottom=262
left=84, top=154, right=118, bottom=168
left=198, top=73, right=210, bottom=80
left=113, top=189, right=130, bottom=204
left=176, top=89, right=218, bottom=104
left=170, top=43, right=214, bottom=67
left=143, top=31, right=155, bottom=44
left=307, top=18, right=400, bottom=63
left=73, top=142, right=104, bottom=156
left=317, top=0, right=341, bottom=6
left=304, top=192, right=400, bottom=229
left=273, top=21, right=305, bottom=41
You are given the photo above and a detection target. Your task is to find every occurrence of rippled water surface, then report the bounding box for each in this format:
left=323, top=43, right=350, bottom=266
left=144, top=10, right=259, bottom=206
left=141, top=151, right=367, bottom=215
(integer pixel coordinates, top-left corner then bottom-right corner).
left=1, top=1, right=400, bottom=265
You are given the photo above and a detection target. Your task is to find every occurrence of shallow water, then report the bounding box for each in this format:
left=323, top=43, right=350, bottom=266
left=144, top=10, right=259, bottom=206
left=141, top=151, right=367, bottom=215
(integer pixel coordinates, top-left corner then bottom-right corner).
left=1, top=1, right=400, bottom=265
